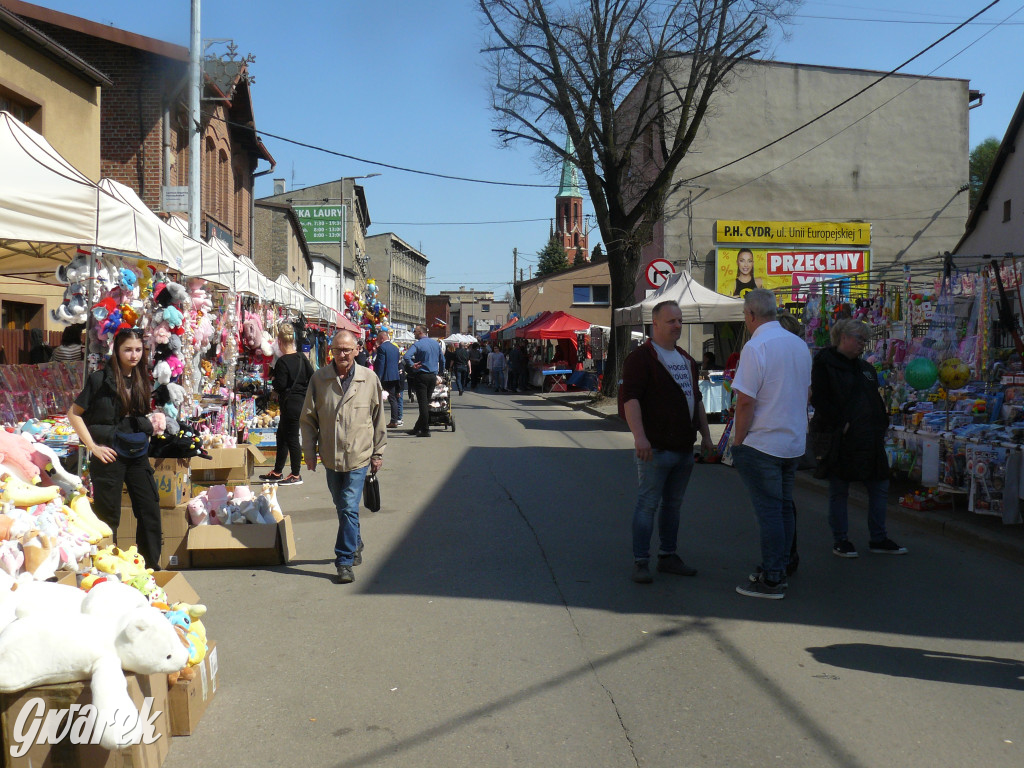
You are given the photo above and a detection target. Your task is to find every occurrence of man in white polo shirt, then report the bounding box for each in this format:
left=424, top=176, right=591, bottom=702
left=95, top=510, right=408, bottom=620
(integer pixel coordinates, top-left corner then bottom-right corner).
left=730, top=289, right=811, bottom=599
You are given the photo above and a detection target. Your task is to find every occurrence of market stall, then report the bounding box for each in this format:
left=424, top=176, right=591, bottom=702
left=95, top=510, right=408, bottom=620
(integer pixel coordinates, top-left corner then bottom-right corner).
left=515, top=310, right=591, bottom=389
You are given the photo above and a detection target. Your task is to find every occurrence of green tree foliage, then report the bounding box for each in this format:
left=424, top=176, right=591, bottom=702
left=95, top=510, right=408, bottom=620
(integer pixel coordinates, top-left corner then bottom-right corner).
left=591, top=243, right=604, bottom=262
left=969, top=137, right=1000, bottom=211
left=537, top=239, right=570, bottom=276
left=573, top=248, right=587, bottom=266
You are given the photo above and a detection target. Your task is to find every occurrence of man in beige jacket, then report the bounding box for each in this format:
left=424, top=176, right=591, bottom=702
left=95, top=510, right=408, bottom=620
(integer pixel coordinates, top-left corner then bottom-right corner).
left=300, top=329, right=387, bottom=584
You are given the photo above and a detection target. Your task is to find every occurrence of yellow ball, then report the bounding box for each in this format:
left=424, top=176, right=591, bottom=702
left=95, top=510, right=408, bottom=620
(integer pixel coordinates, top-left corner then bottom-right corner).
left=937, top=357, right=970, bottom=390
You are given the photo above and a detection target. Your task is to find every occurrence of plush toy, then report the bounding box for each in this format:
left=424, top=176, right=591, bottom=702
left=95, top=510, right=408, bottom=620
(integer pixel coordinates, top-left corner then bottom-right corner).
left=0, top=580, right=87, bottom=632
left=0, top=432, right=42, bottom=484
left=186, top=494, right=210, bottom=526
left=92, top=545, right=148, bottom=581
left=153, top=360, right=172, bottom=385
left=163, top=305, right=184, bottom=329
left=20, top=530, right=58, bottom=580
left=0, top=606, right=189, bottom=749
left=260, top=483, right=285, bottom=522
left=80, top=580, right=148, bottom=621
left=148, top=411, right=167, bottom=436
left=68, top=492, right=113, bottom=538
left=1, top=474, right=59, bottom=506
left=25, top=438, right=83, bottom=493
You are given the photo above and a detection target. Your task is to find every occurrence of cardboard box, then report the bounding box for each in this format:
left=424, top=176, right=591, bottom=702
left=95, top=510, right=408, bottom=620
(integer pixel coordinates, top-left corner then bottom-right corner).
left=153, top=570, right=200, bottom=605
left=190, top=445, right=266, bottom=484
left=117, top=504, right=190, bottom=543
left=167, top=642, right=218, bottom=736
left=118, top=534, right=189, bottom=570
left=0, top=672, right=169, bottom=768
left=187, top=516, right=295, bottom=568
left=120, top=459, right=191, bottom=509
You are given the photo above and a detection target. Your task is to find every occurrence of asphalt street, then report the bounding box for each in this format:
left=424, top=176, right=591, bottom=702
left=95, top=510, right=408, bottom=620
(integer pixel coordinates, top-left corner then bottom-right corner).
left=163, top=389, right=1024, bottom=768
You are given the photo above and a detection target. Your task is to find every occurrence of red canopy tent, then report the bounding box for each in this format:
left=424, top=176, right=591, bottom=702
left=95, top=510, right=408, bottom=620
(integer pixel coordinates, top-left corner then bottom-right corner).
left=334, top=311, right=365, bottom=338
left=515, top=311, right=590, bottom=341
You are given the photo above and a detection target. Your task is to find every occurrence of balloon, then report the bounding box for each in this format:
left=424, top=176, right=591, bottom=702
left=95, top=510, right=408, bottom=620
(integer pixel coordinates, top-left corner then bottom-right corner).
left=938, top=358, right=970, bottom=390
left=904, top=357, right=938, bottom=391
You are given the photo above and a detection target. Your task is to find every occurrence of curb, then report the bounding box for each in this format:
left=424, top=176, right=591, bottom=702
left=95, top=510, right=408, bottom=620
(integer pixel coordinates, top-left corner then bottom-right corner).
left=542, top=391, right=1024, bottom=565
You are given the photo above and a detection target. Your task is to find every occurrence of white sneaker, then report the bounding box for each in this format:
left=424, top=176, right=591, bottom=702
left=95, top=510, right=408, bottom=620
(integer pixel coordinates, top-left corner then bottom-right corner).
left=396, top=420, right=404, bottom=426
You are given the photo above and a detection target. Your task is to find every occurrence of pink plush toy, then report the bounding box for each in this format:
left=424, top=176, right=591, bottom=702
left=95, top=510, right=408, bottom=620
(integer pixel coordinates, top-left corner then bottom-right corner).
left=152, top=322, right=172, bottom=346
left=0, top=431, right=41, bottom=484
left=186, top=494, right=210, bottom=526
left=147, top=412, right=167, bottom=436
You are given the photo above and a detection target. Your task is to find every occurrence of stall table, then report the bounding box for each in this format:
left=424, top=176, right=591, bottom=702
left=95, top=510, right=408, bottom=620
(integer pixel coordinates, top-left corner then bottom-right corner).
left=543, top=369, right=573, bottom=392
left=699, top=373, right=728, bottom=417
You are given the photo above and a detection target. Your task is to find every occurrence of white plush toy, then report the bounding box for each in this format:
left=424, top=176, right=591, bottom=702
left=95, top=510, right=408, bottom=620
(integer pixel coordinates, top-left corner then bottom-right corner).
left=80, top=580, right=149, bottom=623
left=0, top=579, right=86, bottom=631
left=0, top=606, right=188, bottom=750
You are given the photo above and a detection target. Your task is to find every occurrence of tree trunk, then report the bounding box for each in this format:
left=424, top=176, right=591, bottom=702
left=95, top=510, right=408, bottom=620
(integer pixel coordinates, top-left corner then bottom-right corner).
left=600, top=239, right=641, bottom=399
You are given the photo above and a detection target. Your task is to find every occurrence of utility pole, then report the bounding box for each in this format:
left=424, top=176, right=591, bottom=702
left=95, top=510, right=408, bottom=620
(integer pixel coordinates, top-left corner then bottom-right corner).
left=187, top=0, right=201, bottom=240
left=512, top=247, right=518, bottom=313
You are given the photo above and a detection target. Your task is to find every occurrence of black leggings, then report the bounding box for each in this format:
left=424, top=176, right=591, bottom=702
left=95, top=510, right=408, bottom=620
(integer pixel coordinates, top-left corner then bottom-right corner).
left=274, top=402, right=303, bottom=475
left=90, top=453, right=162, bottom=569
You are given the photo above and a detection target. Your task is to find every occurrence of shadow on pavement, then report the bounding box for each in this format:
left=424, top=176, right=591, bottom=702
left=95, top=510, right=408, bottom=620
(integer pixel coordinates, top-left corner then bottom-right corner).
left=807, top=643, right=1024, bottom=691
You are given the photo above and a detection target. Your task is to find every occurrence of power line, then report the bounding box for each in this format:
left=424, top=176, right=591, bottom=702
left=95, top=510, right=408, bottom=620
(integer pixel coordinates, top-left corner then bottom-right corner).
left=682, top=0, right=1004, bottom=185
left=374, top=218, right=550, bottom=226
left=795, top=12, right=1022, bottom=25
left=208, top=113, right=554, bottom=189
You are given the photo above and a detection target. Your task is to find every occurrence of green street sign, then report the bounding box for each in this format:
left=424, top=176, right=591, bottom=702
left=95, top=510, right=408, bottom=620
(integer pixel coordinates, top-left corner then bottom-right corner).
left=294, top=204, right=346, bottom=244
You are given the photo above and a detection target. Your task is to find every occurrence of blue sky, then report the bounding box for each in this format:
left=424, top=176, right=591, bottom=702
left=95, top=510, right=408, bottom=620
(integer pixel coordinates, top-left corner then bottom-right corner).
left=32, top=1, right=1024, bottom=297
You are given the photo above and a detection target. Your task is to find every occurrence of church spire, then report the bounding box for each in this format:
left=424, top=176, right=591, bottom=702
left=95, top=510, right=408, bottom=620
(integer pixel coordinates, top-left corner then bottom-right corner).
left=556, top=137, right=581, bottom=198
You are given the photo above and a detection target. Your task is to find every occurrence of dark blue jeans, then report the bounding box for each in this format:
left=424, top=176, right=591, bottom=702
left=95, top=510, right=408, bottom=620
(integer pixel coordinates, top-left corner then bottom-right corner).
left=454, top=366, right=469, bottom=394
left=828, top=476, right=889, bottom=543
left=325, top=466, right=369, bottom=566
left=731, top=444, right=797, bottom=583
left=632, top=449, right=695, bottom=561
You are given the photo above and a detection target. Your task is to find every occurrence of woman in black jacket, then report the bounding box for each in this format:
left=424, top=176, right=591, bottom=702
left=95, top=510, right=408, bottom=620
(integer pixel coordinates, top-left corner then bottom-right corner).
left=67, top=327, right=161, bottom=568
left=260, top=322, right=314, bottom=486
left=810, top=319, right=906, bottom=558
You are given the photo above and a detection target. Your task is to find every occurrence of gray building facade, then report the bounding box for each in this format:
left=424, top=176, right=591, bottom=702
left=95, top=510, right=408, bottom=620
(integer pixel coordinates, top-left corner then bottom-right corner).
left=364, top=232, right=429, bottom=330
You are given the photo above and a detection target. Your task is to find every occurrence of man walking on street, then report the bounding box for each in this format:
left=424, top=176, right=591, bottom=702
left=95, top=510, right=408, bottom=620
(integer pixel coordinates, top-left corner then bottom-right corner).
left=403, top=325, right=442, bottom=437
left=620, top=300, right=714, bottom=584
left=300, top=329, right=386, bottom=584
left=374, top=329, right=403, bottom=428
left=731, top=289, right=811, bottom=600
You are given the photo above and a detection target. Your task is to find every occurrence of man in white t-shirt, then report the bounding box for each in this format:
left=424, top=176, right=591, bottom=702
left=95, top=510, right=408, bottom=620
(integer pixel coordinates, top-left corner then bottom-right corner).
left=731, top=289, right=811, bottom=600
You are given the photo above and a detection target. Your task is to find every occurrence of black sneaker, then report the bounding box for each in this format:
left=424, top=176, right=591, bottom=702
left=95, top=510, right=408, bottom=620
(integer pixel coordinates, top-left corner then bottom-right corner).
left=869, top=538, right=908, bottom=555
left=632, top=561, right=653, bottom=584
left=259, top=471, right=283, bottom=482
left=736, top=574, right=785, bottom=599
left=353, top=542, right=364, bottom=567
left=656, top=553, right=697, bottom=577
left=832, top=540, right=858, bottom=558
left=335, top=565, right=354, bottom=584
left=278, top=474, right=303, bottom=486
left=749, top=570, right=789, bottom=589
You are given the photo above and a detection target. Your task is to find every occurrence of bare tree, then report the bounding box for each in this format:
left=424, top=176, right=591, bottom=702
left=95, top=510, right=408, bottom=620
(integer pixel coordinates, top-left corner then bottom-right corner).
left=479, top=0, right=798, bottom=396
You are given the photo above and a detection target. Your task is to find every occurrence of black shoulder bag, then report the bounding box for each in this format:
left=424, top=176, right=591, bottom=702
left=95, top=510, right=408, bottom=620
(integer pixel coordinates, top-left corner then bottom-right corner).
left=363, top=471, right=381, bottom=512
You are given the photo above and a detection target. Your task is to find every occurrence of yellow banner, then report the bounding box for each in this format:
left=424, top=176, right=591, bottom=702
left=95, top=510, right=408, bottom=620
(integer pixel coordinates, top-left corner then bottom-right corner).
left=716, top=247, right=871, bottom=302
left=715, top=220, right=871, bottom=246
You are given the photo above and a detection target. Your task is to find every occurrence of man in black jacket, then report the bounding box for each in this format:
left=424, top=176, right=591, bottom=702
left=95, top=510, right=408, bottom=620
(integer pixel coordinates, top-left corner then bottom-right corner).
left=620, top=301, right=714, bottom=584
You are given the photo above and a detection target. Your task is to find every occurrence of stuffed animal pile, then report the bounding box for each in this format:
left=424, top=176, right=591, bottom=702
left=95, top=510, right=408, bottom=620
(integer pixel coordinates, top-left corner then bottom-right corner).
left=186, top=483, right=283, bottom=526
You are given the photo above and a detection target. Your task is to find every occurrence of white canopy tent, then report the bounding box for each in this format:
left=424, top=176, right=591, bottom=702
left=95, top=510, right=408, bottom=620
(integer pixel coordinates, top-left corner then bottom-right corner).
left=613, top=270, right=745, bottom=325
left=441, top=333, right=476, bottom=344
left=163, top=214, right=236, bottom=289
left=0, top=111, right=170, bottom=275
left=290, top=280, right=332, bottom=323
left=97, top=179, right=186, bottom=273
left=391, top=328, right=415, bottom=343
left=273, top=275, right=306, bottom=313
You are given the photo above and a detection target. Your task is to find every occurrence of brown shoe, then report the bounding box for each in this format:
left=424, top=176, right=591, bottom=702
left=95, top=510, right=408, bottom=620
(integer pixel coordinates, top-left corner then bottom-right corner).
left=386, top=421, right=398, bottom=429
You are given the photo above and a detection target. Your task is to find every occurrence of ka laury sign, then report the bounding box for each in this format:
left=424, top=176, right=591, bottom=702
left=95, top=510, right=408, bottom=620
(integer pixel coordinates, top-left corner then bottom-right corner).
left=714, top=220, right=871, bottom=301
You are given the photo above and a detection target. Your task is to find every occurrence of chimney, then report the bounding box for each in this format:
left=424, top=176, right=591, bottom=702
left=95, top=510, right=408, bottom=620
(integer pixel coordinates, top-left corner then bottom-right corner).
left=273, top=178, right=286, bottom=195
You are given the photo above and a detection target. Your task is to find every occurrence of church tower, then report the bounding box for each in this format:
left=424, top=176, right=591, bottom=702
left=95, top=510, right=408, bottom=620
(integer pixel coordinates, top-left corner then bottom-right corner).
left=552, top=137, right=588, bottom=263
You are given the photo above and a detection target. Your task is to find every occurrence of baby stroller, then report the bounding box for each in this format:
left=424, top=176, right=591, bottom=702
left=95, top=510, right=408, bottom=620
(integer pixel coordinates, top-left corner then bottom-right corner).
left=427, top=371, right=455, bottom=431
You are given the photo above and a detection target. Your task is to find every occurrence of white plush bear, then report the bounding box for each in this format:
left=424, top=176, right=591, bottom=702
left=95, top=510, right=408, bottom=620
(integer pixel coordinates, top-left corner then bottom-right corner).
left=0, top=606, right=188, bottom=749
left=80, top=580, right=149, bottom=623
left=0, top=580, right=86, bottom=631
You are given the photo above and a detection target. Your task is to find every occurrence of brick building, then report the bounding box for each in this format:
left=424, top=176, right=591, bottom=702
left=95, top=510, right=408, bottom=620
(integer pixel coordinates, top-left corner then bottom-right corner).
left=6, top=0, right=275, bottom=259
left=424, top=295, right=451, bottom=338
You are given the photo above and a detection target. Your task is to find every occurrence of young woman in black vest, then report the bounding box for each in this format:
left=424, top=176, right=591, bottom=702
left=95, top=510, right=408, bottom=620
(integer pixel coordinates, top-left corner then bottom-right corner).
left=68, top=327, right=161, bottom=568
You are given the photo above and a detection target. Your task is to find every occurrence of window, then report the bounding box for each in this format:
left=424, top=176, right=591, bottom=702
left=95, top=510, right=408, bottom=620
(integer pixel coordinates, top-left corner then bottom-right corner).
left=0, top=88, right=39, bottom=128
left=573, top=285, right=610, bottom=306
left=482, top=303, right=490, bottom=312
left=1004, top=199, right=1012, bottom=223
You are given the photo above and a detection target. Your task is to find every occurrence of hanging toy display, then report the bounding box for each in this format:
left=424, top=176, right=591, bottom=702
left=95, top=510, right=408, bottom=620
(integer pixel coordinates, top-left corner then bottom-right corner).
left=937, top=357, right=970, bottom=391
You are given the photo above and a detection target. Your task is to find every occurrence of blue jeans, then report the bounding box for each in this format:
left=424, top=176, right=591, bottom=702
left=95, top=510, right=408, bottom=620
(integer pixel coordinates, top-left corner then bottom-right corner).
left=632, top=450, right=695, bottom=561
left=491, top=367, right=506, bottom=391
left=828, top=476, right=888, bottom=543
left=731, top=444, right=797, bottom=583
left=325, top=466, right=369, bottom=566
left=454, top=366, right=469, bottom=394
